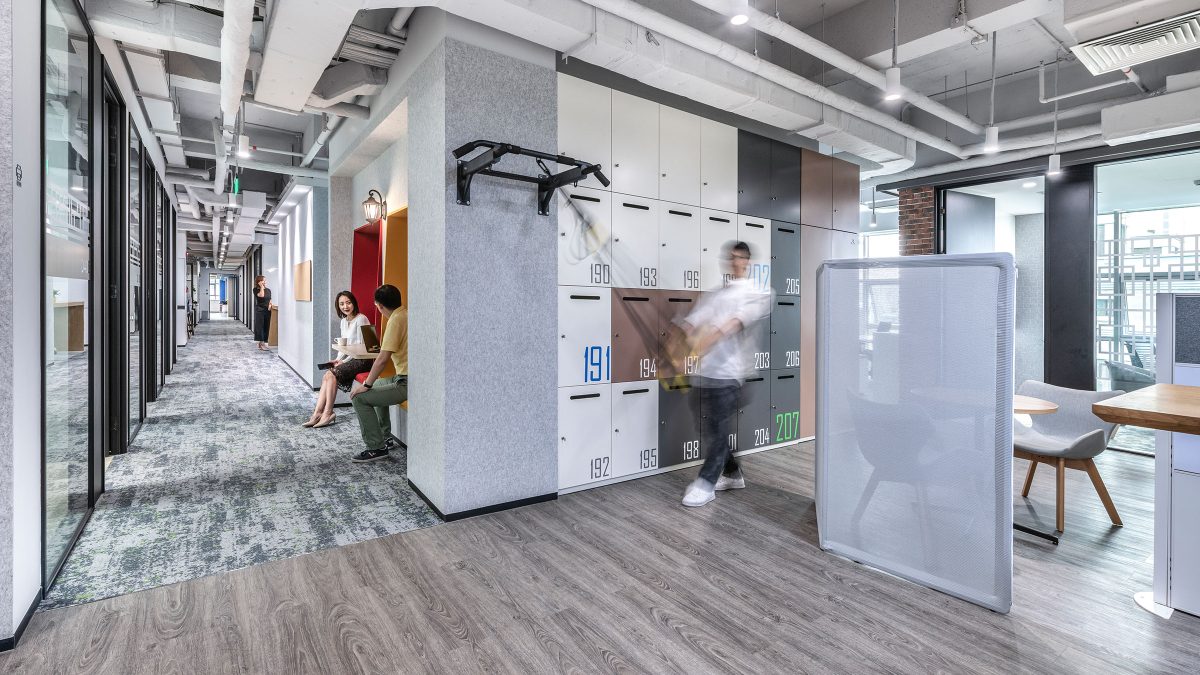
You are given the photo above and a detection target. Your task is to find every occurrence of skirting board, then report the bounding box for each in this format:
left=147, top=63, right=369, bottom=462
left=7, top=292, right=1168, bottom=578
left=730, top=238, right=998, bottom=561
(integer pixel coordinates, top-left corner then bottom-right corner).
left=0, top=590, right=43, bottom=652
left=558, top=436, right=813, bottom=495
left=408, top=480, right=557, bottom=522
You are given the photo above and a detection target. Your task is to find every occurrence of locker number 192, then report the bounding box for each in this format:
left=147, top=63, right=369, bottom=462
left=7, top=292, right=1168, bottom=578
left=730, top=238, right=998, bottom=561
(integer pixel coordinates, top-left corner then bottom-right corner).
left=590, top=456, right=611, bottom=480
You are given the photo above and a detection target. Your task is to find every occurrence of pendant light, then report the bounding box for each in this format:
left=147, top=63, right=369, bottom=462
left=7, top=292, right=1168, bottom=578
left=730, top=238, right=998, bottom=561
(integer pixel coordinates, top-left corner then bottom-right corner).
left=983, top=31, right=1000, bottom=153
left=1047, top=58, right=1062, bottom=176
left=870, top=188, right=878, bottom=228
left=884, top=0, right=902, bottom=101
left=730, top=0, right=749, bottom=25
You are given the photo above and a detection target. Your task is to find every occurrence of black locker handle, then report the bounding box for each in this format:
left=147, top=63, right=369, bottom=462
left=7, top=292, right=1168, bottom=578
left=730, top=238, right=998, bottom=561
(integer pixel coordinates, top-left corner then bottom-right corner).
left=708, top=216, right=730, bottom=223
left=570, top=295, right=601, bottom=300
left=570, top=393, right=601, bottom=400
left=744, top=222, right=765, bottom=229
left=778, top=301, right=795, bottom=306
left=667, top=210, right=693, bottom=218
left=621, top=202, right=650, bottom=211
left=669, top=384, right=693, bottom=391
left=778, top=227, right=795, bottom=233
left=776, top=375, right=795, bottom=380
left=622, top=388, right=650, bottom=395
left=571, top=194, right=601, bottom=203
left=746, top=377, right=765, bottom=383
left=623, top=296, right=651, bottom=302
left=667, top=298, right=693, bottom=303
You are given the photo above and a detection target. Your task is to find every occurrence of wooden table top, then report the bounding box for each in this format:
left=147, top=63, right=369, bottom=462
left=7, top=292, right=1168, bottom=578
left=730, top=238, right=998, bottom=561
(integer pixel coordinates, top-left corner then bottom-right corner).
left=331, top=343, right=375, bottom=360
left=1014, top=394, right=1058, bottom=415
left=1092, top=383, right=1200, bottom=435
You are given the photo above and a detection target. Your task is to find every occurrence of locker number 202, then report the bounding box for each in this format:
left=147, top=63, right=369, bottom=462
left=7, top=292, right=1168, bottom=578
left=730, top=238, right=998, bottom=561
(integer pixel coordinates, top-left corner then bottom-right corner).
left=583, top=345, right=610, bottom=383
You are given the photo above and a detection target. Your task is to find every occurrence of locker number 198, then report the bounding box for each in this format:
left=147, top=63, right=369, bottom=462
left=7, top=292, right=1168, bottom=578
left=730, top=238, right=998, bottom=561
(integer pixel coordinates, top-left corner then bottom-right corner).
left=683, top=440, right=700, bottom=460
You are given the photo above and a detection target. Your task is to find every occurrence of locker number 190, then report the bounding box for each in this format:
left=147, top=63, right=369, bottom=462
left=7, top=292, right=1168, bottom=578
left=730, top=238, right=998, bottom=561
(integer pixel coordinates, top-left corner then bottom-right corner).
left=590, top=263, right=611, bottom=285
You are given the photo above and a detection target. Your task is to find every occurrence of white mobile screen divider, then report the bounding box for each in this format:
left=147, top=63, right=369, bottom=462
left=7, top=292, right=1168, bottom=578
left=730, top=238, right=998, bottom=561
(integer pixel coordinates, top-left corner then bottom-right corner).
left=815, top=253, right=1016, bottom=613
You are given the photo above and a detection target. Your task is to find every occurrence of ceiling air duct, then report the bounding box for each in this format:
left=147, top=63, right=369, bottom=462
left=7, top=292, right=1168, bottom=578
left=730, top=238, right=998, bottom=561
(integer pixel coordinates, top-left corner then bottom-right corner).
left=1071, top=8, right=1200, bottom=75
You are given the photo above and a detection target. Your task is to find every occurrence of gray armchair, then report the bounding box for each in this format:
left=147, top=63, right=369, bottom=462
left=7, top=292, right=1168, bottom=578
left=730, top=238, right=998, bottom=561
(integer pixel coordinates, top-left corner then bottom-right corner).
left=1014, top=380, right=1125, bottom=533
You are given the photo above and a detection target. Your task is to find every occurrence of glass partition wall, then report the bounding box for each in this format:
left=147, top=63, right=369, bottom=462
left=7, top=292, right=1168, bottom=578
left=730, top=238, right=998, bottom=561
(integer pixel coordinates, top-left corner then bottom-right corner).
left=129, top=127, right=143, bottom=437
left=43, top=0, right=94, bottom=587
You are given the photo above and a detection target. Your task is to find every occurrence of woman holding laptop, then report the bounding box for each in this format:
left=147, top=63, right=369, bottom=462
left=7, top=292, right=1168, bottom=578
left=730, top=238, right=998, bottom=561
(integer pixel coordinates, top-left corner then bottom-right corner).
left=303, top=291, right=372, bottom=428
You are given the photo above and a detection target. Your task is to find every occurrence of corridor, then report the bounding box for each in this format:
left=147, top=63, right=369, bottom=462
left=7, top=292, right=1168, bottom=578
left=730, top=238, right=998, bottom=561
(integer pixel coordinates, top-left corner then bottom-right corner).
left=43, top=321, right=439, bottom=609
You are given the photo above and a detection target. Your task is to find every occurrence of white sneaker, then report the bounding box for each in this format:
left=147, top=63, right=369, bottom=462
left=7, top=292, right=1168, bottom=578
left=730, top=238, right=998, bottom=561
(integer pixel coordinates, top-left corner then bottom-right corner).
left=715, top=474, right=745, bottom=491
left=682, top=481, right=715, bottom=507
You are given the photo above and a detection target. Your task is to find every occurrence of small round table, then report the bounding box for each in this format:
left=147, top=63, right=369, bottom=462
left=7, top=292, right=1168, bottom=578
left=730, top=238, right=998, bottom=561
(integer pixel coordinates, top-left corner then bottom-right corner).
left=1014, top=394, right=1058, bottom=415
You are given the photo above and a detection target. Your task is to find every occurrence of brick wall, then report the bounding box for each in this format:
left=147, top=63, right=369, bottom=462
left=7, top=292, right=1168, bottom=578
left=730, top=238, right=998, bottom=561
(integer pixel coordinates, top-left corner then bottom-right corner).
left=898, top=186, right=935, bottom=255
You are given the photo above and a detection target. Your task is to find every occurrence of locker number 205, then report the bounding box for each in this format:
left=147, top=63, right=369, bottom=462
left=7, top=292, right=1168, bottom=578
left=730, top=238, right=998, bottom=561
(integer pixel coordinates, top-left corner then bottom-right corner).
left=583, top=345, right=610, bottom=382
left=785, top=278, right=800, bottom=294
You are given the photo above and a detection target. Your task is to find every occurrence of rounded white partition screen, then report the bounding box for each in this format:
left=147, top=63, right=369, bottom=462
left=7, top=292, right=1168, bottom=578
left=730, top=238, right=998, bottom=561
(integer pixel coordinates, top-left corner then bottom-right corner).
left=816, top=253, right=1015, bottom=613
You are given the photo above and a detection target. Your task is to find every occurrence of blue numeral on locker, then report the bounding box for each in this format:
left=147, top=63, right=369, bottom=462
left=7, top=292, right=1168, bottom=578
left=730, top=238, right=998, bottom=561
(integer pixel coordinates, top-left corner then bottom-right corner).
left=583, top=345, right=611, bottom=382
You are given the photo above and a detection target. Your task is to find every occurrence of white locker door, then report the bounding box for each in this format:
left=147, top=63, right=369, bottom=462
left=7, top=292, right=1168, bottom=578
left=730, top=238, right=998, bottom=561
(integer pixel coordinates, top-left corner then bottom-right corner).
left=611, top=91, right=659, bottom=199
left=700, top=209, right=737, bottom=290
left=559, top=385, right=612, bottom=489
left=659, top=203, right=701, bottom=291
left=559, top=286, right=612, bottom=387
left=659, top=106, right=701, bottom=207
left=558, top=186, right=613, bottom=287
left=611, top=382, right=659, bottom=478
left=738, top=214, right=773, bottom=293
left=557, top=74, right=611, bottom=190
left=611, top=196, right=661, bottom=289
left=700, top=119, right=738, bottom=212
left=830, top=229, right=860, bottom=261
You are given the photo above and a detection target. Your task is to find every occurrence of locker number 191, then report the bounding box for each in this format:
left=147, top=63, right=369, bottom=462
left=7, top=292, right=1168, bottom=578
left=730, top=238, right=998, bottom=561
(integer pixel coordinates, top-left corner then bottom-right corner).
left=584, top=345, right=610, bottom=382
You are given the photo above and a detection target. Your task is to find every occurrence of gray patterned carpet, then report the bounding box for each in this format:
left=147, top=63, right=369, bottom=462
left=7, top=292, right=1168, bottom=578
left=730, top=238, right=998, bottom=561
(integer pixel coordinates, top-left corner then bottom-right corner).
left=42, top=319, right=440, bottom=609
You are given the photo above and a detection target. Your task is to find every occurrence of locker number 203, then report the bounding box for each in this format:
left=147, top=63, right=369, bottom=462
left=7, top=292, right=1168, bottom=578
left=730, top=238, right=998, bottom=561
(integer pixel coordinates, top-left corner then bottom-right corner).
left=683, top=440, right=700, bottom=460
left=583, top=345, right=610, bottom=382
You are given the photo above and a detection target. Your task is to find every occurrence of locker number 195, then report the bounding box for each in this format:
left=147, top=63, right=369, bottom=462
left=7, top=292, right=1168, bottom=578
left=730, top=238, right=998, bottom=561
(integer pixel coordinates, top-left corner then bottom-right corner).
left=639, top=448, right=657, bottom=470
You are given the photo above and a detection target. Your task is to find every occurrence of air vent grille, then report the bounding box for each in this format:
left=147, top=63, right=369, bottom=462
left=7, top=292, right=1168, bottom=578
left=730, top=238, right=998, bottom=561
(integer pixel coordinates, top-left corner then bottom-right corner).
left=1071, top=9, right=1200, bottom=75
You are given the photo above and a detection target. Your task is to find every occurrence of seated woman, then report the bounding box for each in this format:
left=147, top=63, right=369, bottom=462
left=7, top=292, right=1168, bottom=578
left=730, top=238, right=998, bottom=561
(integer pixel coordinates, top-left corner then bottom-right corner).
left=304, top=291, right=372, bottom=428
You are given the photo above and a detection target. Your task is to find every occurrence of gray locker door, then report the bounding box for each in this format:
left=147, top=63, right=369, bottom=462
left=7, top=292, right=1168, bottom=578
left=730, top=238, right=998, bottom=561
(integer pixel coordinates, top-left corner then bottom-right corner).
left=737, top=375, right=773, bottom=452
left=611, top=383, right=659, bottom=478
left=559, top=286, right=612, bottom=387
left=771, top=222, right=801, bottom=297
left=770, top=299, right=801, bottom=370
left=659, top=205, right=702, bottom=291
left=659, top=380, right=702, bottom=468
left=748, top=309, right=772, bottom=372
left=558, top=187, right=612, bottom=287
left=612, top=196, right=661, bottom=289
left=700, top=210, right=736, bottom=290
left=558, top=385, right=612, bottom=490
left=738, top=215, right=772, bottom=293
left=770, top=368, right=801, bottom=445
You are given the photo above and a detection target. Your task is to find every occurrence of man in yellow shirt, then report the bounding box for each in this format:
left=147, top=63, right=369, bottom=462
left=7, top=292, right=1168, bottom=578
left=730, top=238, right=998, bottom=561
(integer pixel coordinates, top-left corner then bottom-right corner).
left=349, top=284, right=408, bottom=462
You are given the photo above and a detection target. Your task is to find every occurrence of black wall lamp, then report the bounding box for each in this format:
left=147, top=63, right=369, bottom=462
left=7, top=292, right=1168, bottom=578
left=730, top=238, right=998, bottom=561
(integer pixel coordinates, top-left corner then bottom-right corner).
left=362, top=189, right=386, bottom=224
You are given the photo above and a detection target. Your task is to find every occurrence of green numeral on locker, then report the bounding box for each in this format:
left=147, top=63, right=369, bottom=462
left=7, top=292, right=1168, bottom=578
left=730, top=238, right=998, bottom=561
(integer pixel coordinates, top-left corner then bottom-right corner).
left=775, top=411, right=799, bottom=442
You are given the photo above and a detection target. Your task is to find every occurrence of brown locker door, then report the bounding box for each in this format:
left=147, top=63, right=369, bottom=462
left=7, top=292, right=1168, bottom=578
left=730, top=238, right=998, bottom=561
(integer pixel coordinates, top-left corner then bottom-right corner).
left=800, top=225, right=833, bottom=439
left=612, top=289, right=661, bottom=382
left=658, top=290, right=702, bottom=379
left=800, top=149, right=832, bottom=229
left=831, top=158, right=860, bottom=233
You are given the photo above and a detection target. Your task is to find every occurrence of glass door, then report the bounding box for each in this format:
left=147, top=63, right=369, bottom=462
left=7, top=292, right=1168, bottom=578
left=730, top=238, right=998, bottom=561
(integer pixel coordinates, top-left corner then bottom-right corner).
left=128, top=126, right=143, bottom=438
left=43, top=0, right=94, bottom=587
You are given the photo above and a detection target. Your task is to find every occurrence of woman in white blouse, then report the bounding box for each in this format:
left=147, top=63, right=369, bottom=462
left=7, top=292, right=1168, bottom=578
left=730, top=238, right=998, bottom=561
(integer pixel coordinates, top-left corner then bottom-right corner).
left=303, top=291, right=372, bottom=428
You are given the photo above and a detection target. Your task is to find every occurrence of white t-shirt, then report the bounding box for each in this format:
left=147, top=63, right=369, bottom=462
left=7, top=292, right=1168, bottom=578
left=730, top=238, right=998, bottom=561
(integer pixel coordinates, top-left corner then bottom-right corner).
left=336, top=313, right=371, bottom=361
left=683, top=277, right=771, bottom=382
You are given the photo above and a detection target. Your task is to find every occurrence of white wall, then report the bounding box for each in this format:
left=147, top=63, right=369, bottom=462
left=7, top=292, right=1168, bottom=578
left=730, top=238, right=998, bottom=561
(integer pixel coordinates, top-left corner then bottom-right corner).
left=351, top=134, right=409, bottom=222
left=176, top=232, right=187, bottom=346
left=995, top=212, right=1017, bottom=256
left=277, top=189, right=315, bottom=386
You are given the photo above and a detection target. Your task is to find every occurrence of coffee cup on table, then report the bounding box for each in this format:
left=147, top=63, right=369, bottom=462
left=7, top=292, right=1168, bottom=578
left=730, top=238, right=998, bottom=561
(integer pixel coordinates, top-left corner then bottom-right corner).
left=335, top=337, right=347, bottom=346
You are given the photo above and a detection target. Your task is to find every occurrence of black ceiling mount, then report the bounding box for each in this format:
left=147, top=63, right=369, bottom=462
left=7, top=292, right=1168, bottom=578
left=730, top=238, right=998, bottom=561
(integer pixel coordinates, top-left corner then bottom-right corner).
left=453, top=140, right=610, bottom=216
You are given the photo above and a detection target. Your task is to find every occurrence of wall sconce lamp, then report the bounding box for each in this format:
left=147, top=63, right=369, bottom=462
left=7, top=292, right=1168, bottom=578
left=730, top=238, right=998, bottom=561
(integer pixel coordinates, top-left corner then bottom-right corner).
left=362, top=189, right=386, bottom=224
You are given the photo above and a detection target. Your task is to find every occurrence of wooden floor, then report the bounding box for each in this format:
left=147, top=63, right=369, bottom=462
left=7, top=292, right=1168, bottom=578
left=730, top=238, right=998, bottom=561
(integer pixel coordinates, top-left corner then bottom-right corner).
left=5, top=443, right=1200, bottom=674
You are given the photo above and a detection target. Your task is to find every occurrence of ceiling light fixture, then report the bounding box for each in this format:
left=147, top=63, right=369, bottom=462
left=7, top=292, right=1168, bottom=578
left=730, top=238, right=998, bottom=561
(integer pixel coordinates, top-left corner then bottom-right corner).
left=237, top=134, right=251, bottom=159
left=1048, top=58, right=1062, bottom=177
left=1047, top=153, right=1062, bottom=176
left=884, top=0, right=902, bottom=102
left=730, top=0, right=749, bottom=25
left=983, top=32, right=999, bottom=153
left=870, top=188, right=878, bottom=228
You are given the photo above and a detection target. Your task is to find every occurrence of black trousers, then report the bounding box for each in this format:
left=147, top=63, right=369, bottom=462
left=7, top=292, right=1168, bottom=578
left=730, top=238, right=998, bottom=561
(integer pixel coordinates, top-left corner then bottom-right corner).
left=254, top=308, right=271, bottom=342
left=694, top=380, right=742, bottom=485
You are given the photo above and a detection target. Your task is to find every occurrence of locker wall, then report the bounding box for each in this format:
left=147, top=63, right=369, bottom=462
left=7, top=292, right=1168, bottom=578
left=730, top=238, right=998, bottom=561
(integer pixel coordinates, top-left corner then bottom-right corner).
left=555, top=75, right=861, bottom=492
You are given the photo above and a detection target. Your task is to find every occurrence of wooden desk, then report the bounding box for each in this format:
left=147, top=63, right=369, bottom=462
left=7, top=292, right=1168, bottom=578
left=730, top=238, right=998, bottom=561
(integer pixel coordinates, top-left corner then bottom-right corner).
left=1092, top=384, right=1200, bottom=435
left=1014, top=395, right=1058, bottom=415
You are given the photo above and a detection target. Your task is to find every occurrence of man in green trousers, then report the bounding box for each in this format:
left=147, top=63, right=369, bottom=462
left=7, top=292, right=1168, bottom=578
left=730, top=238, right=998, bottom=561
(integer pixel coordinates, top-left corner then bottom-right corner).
left=349, top=284, right=408, bottom=462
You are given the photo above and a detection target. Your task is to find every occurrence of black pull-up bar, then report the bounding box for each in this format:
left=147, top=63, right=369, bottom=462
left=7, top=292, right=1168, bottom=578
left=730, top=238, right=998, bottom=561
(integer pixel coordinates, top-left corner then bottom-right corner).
left=452, top=140, right=610, bottom=216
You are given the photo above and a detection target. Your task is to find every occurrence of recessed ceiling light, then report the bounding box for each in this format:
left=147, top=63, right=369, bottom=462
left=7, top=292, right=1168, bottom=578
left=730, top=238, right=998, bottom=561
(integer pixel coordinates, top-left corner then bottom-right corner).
left=1022, top=181, right=1037, bottom=189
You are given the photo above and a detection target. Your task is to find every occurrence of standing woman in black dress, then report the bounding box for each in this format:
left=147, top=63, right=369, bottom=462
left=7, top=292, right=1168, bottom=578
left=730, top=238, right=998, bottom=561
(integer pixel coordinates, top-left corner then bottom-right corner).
left=253, top=275, right=275, bottom=351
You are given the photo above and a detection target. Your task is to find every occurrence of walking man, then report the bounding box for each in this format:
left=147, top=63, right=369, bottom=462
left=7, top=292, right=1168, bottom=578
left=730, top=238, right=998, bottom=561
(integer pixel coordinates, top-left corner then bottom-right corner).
left=349, top=284, right=408, bottom=462
left=676, top=241, right=770, bottom=507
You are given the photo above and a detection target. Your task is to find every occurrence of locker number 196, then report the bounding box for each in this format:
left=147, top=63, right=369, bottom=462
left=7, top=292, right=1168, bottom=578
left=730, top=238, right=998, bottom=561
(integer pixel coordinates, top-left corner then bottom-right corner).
left=684, top=270, right=700, bottom=289
left=584, top=345, right=610, bottom=382
left=683, top=440, right=700, bottom=460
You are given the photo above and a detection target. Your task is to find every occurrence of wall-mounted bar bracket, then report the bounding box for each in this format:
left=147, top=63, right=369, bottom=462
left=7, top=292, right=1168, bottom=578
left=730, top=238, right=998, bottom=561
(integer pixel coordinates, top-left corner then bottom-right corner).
left=453, top=140, right=609, bottom=216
